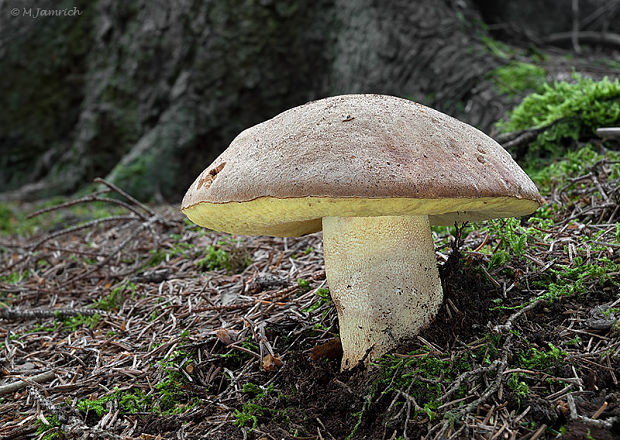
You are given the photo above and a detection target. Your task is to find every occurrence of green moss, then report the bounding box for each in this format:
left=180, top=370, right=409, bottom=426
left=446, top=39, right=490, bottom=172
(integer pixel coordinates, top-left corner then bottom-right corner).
left=529, top=144, right=620, bottom=194
left=507, top=373, right=530, bottom=409
left=78, top=349, right=200, bottom=418
left=474, top=333, right=502, bottom=365
left=234, top=383, right=273, bottom=430
left=78, top=387, right=152, bottom=417
left=302, top=288, right=331, bottom=313
left=0, top=270, right=29, bottom=284
left=0, top=202, right=56, bottom=237
left=297, top=278, right=311, bottom=291
left=35, top=414, right=63, bottom=440
left=233, top=383, right=288, bottom=431
left=484, top=217, right=528, bottom=262
left=196, top=243, right=251, bottom=274
left=347, top=346, right=481, bottom=439
left=374, top=350, right=473, bottom=415
left=489, top=62, right=546, bottom=97
left=498, top=254, right=619, bottom=312
left=58, top=313, right=101, bottom=332
left=519, top=343, right=567, bottom=370
left=475, top=142, right=619, bottom=313
left=145, top=235, right=196, bottom=268
left=0, top=204, right=21, bottom=236
left=498, top=75, right=620, bottom=164
left=154, top=358, right=194, bottom=414
left=479, top=34, right=514, bottom=59
left=196, top=245, right=230, bottom=271
left=92, top=282, right=136, bottom=312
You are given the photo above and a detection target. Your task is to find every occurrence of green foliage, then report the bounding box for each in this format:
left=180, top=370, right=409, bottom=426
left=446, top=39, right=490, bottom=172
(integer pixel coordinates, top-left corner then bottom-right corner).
left=529, top=144, right=619, bottom=193
left=373, top=350, right=472, bottom=419
left=507, top=373, right=530, bottom=409
left=78, top=392, right=115, bottom=418
left=196, top=245, right=230, bottom=271
left=117, top=389, right=151, bottom=414
left=154, top=361, right=190, bottom=414
left=0, top=203, right=22, bottom=236
left=500, top=75, right=620, bottom=132
left=315, top=288, right=330, bottom=300
left=549, top=256, right=619, bottom=286
left=479, top=34, right=514, bottom=59
left=58, top=313, right=101, bottom=332
left=0, top=270, right=29, bottom=284
left=479, top=217, right=529, bottom=272
left=479, top=146, right=620, bottom=312
left=27, top=321, right=61, bottom=334
left=78, top=350, right=199, bottom=419
left=239, top=337, right=259, bottom=352
left=302, top=288, right=331, bottom=313
left=217, top=336, right=259, bottom=363
left=498, top=253, right=619, bottom=311
left=488, top=249, right=510, bottom=271
left=291, top=246, right=315, bottom=259
left=519, top=343, right=567, bottom=370
left=474, top=333, right=501, bottom=365
left=92, top=282, right=136, bottom=311
left=108, top=147, right=179, bottom=202
left=78, top=387, right=151, bottom=417
left=195, top=243, right=251, bottom=274
left=108, top=157, right=150, bottom=201
left=348, top=346, right=482, bottom=439
left=489, top=62, right=546, bottom=97
left=566, top=336, right=582, bottom=347
left=297, top=278, right=310, bottom=291
left=540, top=257, right=617, bottom=302
left=35, top=414, right=63, bottom=440
left=147, top=235, right=250, bottom=275
left=233, top=383, right=286, bottom=431
left=498, top=75, right=620, bottom=163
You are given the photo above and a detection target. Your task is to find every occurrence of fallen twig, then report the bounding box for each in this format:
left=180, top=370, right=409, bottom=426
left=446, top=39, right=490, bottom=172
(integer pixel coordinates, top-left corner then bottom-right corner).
left=0, top=371, right=56, bottom=396
left=0, top=306, right=105, bottom=321
left=545, top=30, right=620, bottom=49
left=567, top=394, right=615, bottom=429
left=493, top=298, right=543, bottom=333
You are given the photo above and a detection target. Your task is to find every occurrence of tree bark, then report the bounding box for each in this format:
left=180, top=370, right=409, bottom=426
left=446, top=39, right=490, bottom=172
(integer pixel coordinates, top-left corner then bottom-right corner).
left=1, top=0, right=613, bottom=201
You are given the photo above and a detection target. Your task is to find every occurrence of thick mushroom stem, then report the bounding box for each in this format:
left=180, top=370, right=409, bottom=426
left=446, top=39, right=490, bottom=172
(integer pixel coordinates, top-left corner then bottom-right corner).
left=322, top=215, right=443, bottom=370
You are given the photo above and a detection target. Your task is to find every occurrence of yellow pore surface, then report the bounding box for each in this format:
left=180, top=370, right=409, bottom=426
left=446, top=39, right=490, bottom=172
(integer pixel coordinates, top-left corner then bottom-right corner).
left=182, top=195, right=540, bottom=237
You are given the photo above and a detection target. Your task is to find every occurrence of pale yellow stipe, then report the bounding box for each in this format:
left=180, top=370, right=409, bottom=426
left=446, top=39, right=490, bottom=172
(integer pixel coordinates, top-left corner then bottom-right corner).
left=322, top=215, right=443, bottom=370
left=182, top=195, right=540, bottom=237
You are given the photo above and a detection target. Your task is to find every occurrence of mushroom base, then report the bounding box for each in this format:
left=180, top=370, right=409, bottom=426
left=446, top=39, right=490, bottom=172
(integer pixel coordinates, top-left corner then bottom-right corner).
left=322, top=215, right=443, bottom=370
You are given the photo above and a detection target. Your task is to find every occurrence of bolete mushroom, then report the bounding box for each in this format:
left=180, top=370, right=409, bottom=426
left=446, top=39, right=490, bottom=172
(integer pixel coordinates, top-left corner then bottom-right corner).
left=182, top=94, right=543, bottom=370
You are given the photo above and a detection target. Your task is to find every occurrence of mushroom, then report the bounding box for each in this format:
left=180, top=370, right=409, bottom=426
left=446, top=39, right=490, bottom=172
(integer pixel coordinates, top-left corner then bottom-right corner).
left=182, top=94, right=544, bottom=370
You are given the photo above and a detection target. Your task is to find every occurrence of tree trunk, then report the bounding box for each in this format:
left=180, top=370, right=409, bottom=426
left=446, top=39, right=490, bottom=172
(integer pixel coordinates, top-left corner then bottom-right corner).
left=1, top=0, right=615, bottom=201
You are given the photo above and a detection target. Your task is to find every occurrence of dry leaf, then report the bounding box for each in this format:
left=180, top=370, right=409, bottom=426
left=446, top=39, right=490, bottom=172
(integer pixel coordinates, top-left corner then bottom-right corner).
left=215, top=328, right=238, bottom=345
left=309, top=338, right=343, bottom=361
left=263, top=353, right=283, bottom=371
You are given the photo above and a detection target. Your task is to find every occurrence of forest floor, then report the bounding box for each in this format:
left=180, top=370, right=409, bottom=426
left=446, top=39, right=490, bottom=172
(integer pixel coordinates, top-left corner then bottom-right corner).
left=0, top=142, right=619, bottom=439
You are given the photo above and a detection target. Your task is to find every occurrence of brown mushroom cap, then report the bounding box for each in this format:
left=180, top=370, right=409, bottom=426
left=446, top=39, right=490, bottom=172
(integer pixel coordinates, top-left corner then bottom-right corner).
left=182, top=94, right=543, bottom=236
